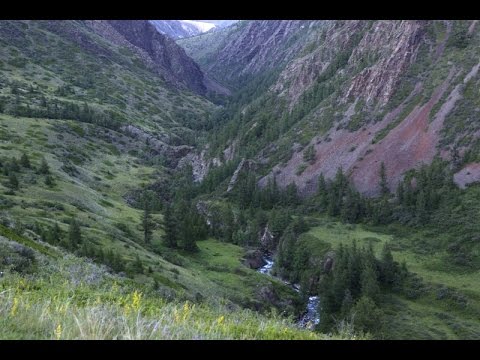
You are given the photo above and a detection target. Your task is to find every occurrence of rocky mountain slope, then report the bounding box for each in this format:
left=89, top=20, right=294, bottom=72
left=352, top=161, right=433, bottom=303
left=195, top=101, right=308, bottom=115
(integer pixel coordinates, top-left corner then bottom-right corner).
left=183, top=20, right=480, bottom=196
left=182, top=20, right=323, bottom=88
left=86, top=20, right=223, bottom=96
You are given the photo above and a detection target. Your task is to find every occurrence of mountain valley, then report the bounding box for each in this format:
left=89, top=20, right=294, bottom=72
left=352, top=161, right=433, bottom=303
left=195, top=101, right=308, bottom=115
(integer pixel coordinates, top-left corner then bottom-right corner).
left=1, top=19, right=480, bottom=340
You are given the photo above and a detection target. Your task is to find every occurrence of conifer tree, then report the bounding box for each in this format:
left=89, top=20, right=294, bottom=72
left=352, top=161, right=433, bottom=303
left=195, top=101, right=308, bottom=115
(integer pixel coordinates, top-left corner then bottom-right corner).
left=396, top=181, right=405, bottom=205
left=68, top=218, right=82, bottom=249
left=285, top=182, right=299, bottom=206
left=132, top=253, right=143, bottom=274
left=316, top=173, right=328, bottom=210
left=8, top=173, right=19, bottom=189
left=380, top=243, right=396, bottom=287
left=38, top=157, right=50, bottom=175
left=20, top=153, right=30, bottom=168
left=416, top=190, right=427, bottom=224
left=47, top=222, right=62, bottom=244
left=9, top=157, right=20, bottom=172
left=163, top=204, right=177, bottom=248
left=361, top=262, right=380, bottom=303
left=303, top=144, right=316, bottom=164
left=379, top=162, right=389, bottom=196
left=142, top=202, right=153, bottom=244
left=45, top=175, right=55, bottom=187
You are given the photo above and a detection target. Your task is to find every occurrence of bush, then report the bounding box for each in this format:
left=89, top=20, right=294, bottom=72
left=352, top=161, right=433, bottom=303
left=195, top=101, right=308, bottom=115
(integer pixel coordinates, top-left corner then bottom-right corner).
left=0, top=241, right=36, bottom=274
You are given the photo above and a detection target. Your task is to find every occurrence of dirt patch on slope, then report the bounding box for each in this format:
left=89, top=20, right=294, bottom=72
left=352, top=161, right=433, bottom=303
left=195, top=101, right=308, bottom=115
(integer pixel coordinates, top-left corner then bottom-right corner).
left=454, top=163, right=480, bottom=188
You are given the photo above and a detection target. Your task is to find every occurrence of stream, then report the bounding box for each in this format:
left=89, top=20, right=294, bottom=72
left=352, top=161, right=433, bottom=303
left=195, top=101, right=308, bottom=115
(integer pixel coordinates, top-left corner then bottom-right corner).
left=258, top=256, right=320, bottom=330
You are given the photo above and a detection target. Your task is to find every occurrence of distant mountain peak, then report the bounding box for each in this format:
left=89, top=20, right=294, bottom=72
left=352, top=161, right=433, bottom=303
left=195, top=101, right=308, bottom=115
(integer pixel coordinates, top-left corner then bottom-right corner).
left=180, top=20, right=216, bottom=33
left=149, top=20, right=238, bottom=40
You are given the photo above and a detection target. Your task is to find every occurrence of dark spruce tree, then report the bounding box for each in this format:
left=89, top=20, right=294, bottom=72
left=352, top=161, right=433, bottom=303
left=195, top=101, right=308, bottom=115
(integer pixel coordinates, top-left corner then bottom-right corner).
left=8, top=173, right=19, bottom=189
left=68, top=218, right=82, bottom=250
left=142, top=202, right=153, bottom=244
left=38, top=157, right=50, bottom=175
left=379, top=162, right=389, bottom=196
left=163, top=204, right=178, bottom=248
left=45, top=175, right=55, bottom=188
left=303, top=144, right=316, bottom=164
left=20, top=153, right=30, bottom=168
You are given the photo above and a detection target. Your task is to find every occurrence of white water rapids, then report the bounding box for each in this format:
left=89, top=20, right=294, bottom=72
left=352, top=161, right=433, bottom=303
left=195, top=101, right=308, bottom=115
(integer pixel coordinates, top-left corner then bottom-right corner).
left=258, top=256, right=320, bottom=329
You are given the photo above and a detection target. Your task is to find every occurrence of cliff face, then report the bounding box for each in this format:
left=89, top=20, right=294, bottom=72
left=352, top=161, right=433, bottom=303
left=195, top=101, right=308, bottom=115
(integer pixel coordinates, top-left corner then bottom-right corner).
left=85, top=20, right=209, bottom=95
left=191, top=20, right=480, bottom=196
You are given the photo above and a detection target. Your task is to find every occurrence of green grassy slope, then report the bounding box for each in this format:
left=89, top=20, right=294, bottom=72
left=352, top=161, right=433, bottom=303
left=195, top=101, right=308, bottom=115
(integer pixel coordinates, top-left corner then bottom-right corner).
left=0, top=114, right=301, bottom=314
left=0, top=235, right=333, bottom=340
left=0, top=20, right=217, bottom=142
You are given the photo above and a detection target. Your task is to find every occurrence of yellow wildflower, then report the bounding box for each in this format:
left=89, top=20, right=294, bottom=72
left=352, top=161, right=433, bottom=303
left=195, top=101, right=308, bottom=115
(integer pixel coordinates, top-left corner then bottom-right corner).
left=174, top=308, right=180, bottom=323
left=132, top=290, right=142, bottom=311
left=54, top=324, right=62, bottom=340
left=10, top=297, right=19, bottom=317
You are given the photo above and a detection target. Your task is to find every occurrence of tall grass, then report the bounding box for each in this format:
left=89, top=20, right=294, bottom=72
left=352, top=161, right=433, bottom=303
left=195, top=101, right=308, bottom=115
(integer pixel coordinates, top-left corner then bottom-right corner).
left=0, top=254, right=339, bottom=340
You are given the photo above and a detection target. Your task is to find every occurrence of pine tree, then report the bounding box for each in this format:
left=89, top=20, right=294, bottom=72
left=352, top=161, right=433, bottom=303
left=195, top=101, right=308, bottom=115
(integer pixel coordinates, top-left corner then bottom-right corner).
left=45, top=175, right=55, bottom=187
left=396, top=181, right=405, bottom=205
left=223, top=206, right=234, bottom=242
left=352, top=296, right=384, bottom=334
left=285, top=182, right=299, bottom=206
left=142, top=202, right=153, bottom=244
left=38, top=157, right=50, bottom=175
left=451, top=143, right=461, bottom=171
left=303, top=144, right=316, bottom=164
left=9, top=157, right=20, bottom=172
left=361, top=262, right=380, bottom=303
left=40, top=95, right=47, bottom=108
left=178, top=203, right=199, bottom=253
left=47, top=222, right=62, bottom=244
left=68, top=218, right=82, bottom=249
left=341, top=187, right=361, bottom=223
left=416, top=190, right=427, bottom=224
left=276, top=228, right=296, bottom=278
left=20, top=153, right=30, bottom=168
left=316, top=174, right=329, bottom=211
left=380, top=243, right=396, bottom=287
left=132, top=254, right=143, bottom=274
left=112, top=252, right=124, bottom=272
left=8, top=173, right=19, bottom=189
left=163, top=204, right=177, bottom=248
left=379, top=162, right=389, bottom=196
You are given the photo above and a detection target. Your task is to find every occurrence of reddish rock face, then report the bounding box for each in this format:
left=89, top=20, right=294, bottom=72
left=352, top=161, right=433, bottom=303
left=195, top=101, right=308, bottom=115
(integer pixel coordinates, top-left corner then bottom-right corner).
left=260, top=63, right=471, bottom=196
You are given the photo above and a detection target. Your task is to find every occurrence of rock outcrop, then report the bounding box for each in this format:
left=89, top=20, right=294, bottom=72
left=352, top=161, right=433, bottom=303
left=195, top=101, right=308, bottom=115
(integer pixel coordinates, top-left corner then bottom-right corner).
left=242, top=250, right=266, bottom=269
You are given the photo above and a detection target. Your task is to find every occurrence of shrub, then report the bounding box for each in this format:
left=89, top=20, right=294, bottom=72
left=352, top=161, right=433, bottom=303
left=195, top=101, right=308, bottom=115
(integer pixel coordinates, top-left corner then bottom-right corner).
left=0, top=241, right=36, bottom=274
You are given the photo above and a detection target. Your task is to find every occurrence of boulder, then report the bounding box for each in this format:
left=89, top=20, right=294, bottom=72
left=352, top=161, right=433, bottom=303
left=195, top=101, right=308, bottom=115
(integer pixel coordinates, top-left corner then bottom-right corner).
left=242, top=250, right=266, bottom=269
